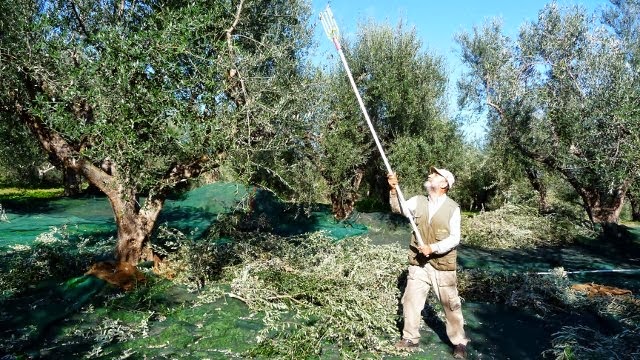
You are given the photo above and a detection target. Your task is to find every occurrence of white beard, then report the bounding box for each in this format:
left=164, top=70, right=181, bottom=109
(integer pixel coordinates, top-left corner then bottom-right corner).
left=424, top=180, right=436, bottom=193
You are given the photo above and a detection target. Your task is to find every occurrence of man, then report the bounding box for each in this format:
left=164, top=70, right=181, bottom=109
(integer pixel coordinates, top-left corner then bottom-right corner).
left=388, top=167, right=469, bottom=359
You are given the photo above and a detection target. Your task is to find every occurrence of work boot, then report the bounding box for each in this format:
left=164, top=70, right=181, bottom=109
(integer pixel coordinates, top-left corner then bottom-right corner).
left=453, top=344, right=467, bottom=359
left=394, top=338, right=419, bottom=349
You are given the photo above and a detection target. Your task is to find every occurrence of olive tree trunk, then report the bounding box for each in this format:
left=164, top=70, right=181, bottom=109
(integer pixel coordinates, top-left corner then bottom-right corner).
left=575, top=182, right=629, bottom=239
left=330, top=169, right=364, bottom=220
left=628, top=192, right=640, bottom=222
left=18, top=108, right=172, bottom=265
left=524, top=167, right=550, bottom=214
left=63, top=167, right=82, bottom=197
left=109, top=189, right=164, bottom=264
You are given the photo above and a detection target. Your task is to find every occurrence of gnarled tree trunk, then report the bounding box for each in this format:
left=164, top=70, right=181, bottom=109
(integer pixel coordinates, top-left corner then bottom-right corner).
left=506, top=129, right=630, bottom=234
left=330, top=169, right=364, bottom=220
left=628, top=192, right=640, bottom=222
left=109, top=188, right=165, bottom=264
left=63, top=167, right=82, bottom=197
left=17, top=106, right=194, bottom=265
left=577, top=183, right=628, bottom=239
left=75, top=162, right=168, bottom=265
left=578, top=187, right=627, bottom=225
left=524, top=167, right=550, bottom=214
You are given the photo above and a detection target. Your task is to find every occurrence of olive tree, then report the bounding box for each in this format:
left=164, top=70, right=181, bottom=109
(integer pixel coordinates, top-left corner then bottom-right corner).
left=604, top=0, right=640, bottom=223
left=604, top=0, right=640, bottom=66
left=0, top=0, right=316, bottom=264
left=457, top=3, right=640, bottom=229
left=319, top=20, right=462, bottom=218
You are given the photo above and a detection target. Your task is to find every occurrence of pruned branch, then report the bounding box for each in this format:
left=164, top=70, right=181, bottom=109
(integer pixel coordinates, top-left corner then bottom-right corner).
left=486, top=99, right=503, bottom=116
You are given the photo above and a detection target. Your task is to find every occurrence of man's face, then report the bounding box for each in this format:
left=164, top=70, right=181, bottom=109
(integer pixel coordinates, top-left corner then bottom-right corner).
left=424, top=172, right=447, bottom=192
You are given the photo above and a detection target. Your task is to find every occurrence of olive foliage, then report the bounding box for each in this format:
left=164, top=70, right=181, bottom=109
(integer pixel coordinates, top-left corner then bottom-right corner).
left=319, top=20, right=464, bottom=218
left=456, top=3, right=640, bottom=225
left=0, top=0, right=317, bottom=262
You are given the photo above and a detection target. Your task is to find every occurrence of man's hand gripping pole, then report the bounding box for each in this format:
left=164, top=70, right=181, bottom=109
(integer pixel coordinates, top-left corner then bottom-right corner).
left=319, top=6, right=425, bottom=247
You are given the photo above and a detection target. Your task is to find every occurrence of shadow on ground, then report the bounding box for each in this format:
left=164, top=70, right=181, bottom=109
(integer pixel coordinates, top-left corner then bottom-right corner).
left=1, top=185, right=639, bottom=359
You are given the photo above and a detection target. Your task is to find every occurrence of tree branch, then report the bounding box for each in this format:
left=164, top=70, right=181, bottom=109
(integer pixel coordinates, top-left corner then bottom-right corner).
left=16, top=103, right=116, bottom=195
left=156, top=155, right=212, bottom=196
left=224, top=0, right=250, bottom=107
left=486, top=99, right=503, bottom=117
left=70, top=0, right=91, bottom=39
left=118, top=0, right=126, bottom=17
left=11, top=69, right=116, bottom=196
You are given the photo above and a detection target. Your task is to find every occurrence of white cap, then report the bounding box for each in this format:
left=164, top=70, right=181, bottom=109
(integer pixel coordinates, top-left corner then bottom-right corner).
left=430, top=167, right=455, bottom=189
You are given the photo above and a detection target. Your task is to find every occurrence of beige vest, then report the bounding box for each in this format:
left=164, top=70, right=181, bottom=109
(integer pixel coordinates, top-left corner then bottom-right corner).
left=408, top=195, right=459, bottom=271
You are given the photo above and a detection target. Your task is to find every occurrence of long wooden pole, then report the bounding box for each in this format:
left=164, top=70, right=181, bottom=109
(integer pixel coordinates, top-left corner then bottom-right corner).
left=319, top=6, right=424, bottom=247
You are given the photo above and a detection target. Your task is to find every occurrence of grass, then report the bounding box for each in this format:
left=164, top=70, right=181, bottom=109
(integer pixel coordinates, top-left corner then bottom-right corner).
left=0, top=187, right=64, bottom=201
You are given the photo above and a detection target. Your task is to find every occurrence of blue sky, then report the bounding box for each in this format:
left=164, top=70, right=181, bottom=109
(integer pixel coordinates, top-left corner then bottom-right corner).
left=308, top=0, right=611, bottom=142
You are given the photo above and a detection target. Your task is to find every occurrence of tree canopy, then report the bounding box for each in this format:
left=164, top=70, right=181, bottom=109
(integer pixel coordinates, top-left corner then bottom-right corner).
left=318, top=20, right=464, bottom=218
left=0, top=0, right=317, bottom=262
left=456, top=2, right=640, bottom=226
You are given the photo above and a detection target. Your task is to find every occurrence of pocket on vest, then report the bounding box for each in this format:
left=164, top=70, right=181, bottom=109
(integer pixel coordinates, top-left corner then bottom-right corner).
left=435, top=228, right=449, bottom=240
left=436, top=257, right=456, bottom=267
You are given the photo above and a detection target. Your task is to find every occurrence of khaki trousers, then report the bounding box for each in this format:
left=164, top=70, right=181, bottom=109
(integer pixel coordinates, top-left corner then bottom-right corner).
left=401, top=264, right=469, bottom=346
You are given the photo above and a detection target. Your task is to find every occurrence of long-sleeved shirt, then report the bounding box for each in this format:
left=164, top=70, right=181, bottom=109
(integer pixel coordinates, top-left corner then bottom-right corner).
left=392, top=193, right=461, bottom=255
